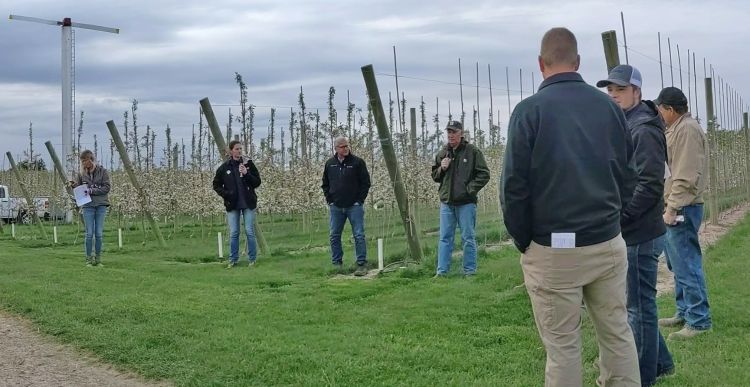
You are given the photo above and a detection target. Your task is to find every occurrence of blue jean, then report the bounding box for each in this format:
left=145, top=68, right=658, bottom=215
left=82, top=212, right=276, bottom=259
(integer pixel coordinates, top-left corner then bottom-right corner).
left=329, top=204, right=367, bottom=265
left=82, top=205, right=107, bottom=257
left=227, top=209, right=256, bottom=263
left=664, top=204, right=711, bottom=330
left=437, top=203, right=477, bottom=275
left=626, top=235, right=674, bottom=386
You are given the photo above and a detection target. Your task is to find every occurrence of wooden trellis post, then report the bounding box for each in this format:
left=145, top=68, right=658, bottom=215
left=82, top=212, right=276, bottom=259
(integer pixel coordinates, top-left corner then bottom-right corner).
left=106, top=120, right=167, bottom=247
left=361, top=64, right=423, bottom=262
left=6, top=152, right=47, bottom=239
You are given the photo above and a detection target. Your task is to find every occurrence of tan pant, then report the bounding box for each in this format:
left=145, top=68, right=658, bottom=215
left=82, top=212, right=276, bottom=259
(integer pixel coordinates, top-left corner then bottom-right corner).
left=521, top=234, right=640, bottom=387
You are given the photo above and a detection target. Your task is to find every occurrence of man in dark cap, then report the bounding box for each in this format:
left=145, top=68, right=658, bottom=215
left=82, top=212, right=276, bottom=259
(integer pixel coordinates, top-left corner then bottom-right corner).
left=598, top=65, right=675, bottom=385
left=654, top=86, right=712, bottom=340
left=431, top=120, right=490, bottom=277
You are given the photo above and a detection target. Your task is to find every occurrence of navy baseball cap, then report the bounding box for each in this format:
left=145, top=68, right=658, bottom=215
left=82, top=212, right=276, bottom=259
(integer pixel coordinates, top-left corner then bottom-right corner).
left=596, top=64, right=642, bottom=88
left=654, top=87, right=688, bottom=107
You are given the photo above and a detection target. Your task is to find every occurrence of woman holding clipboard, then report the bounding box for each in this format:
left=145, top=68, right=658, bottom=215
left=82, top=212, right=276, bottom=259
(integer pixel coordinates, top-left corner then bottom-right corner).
left=70, top=150, right=111, bottom=266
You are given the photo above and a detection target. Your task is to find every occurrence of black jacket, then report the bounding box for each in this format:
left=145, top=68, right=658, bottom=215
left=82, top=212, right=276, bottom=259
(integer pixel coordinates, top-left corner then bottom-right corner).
left=500, top=72, right=636, bottom=252
left=321, top=153, right=371, bottom=208
left=212, top=158, right=261, bottom=211
left=621, top=100, right=667, bottom=245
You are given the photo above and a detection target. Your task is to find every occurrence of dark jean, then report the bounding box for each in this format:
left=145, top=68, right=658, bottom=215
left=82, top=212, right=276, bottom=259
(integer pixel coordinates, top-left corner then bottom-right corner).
left=82, top=205, right=107, bottom=257
left=664, top=204, right=712, bottom=330
left=329, top=204, right=366, bottom=265
left=626, top=235, right=674, bottom=386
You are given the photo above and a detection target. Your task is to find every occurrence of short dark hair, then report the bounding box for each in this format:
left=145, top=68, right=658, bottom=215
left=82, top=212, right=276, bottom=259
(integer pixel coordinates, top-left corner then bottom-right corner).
left=540, top=27, right=578, bottom=67
left=79, top=150, right=94, bottom=160
left=228, top=140, right=242, bottom=151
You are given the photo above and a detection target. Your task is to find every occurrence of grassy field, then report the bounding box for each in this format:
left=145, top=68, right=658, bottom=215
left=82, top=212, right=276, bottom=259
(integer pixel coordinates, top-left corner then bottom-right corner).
left=0, top=208, right=748, bottom=386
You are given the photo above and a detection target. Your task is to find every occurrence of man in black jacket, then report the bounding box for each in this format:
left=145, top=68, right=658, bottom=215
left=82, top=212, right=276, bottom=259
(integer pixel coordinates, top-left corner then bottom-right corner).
left=212, top=140, right=261, bottom=268
left=321, top=136, right=371, bottom=276
left=500, top=28, right=640, bottom=386
left=598, top=64, right=674, bottom=386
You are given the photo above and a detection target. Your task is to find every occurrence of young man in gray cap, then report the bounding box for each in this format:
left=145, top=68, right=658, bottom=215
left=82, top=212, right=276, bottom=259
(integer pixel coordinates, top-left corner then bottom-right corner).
left=431, top=120, right=490, bottom=277
left=654, top=86, right=712, bottom=340
left=598, top=64, right=675, bottom=386
left=501, top=28, right=639, bottom=386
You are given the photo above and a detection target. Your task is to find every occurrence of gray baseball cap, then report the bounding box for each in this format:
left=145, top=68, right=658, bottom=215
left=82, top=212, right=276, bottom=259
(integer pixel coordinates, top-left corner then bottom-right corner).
left=596, top=64, right=642, bottom=88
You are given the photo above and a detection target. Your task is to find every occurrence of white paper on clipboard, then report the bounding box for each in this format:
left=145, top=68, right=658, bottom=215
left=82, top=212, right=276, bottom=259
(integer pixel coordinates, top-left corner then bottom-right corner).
left=74, top=184, right=91, bottom=207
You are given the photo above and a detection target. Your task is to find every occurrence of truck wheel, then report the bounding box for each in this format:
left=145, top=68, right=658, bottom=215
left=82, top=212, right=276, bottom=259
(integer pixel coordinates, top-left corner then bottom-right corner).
left=17, top=211, right=32, bottom=224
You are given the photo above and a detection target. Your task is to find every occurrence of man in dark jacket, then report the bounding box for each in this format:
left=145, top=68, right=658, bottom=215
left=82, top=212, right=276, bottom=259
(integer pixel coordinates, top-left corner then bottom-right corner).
left=321, top=136, right=371, bottom=276
left=598, top=64, right=674, bottom=386
left=431, top=120, right=490, bottom=277
left=500, top=28, right=640, bottom=386
left=213, top=140, right=261, bottom=268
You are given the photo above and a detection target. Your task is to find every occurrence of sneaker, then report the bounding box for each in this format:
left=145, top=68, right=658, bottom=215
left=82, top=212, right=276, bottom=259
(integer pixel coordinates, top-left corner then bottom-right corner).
left=248, top=261, right=256, bottom=267
left=432, top=273, right=447, bottom=279
left=332, top=263, right=344, bottom=273
left=463, top=272, right=476, bottom=279
left=668, top=326, right=709, bottom=341
left=94, top=255, right=101, bottom=265
left=659, top=316, right=686, bottom=328
left=354, top=264, right=368, bottom=277
left=226, top=262, right=238, bottom=269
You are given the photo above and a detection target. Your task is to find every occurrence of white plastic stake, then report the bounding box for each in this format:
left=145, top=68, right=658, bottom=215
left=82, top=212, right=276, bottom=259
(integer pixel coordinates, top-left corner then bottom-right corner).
left=11, top=223, right=16, bottom=239
left=217, top=232, right=223, bottom=258
left=53, top=226, right=58, bottom=244
left=118, top=228, right=123, bottom=249
left=378, top=238, right=384, bottom=271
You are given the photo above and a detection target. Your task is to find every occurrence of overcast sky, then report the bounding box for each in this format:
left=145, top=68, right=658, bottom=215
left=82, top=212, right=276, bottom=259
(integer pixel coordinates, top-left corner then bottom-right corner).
left=1, top=0, right=748, bottom=169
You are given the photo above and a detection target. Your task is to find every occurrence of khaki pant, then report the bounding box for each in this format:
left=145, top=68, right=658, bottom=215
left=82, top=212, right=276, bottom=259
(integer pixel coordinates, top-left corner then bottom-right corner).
left=521, top=234, right=640, bottom=387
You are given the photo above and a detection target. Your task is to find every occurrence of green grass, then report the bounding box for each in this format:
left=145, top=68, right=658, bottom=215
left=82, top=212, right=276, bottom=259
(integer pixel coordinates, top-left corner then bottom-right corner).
left=0, top=211, right=749, bottom=386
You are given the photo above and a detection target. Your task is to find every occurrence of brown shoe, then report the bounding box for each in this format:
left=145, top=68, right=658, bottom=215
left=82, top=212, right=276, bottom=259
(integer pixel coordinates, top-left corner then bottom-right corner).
left=668, top=326, right=709, bottom=341
left=658, top=316, right=685, bottom=328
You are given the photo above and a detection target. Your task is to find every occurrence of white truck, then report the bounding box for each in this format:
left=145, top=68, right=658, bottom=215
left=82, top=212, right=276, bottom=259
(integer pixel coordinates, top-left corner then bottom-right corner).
left=0, top=184, right=53, bottom=223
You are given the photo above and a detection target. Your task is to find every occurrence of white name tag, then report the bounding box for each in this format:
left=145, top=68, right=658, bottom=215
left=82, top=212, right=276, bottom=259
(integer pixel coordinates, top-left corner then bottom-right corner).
left=551, top=233, right=576, bottom=249
left=664, top=162, right=671, bottom=179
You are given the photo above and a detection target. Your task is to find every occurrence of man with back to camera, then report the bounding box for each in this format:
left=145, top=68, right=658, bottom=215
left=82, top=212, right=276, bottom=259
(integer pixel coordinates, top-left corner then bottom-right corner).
left=598, top=64, right=675, bottom=385
left=501, top=27, right=640, bottom=386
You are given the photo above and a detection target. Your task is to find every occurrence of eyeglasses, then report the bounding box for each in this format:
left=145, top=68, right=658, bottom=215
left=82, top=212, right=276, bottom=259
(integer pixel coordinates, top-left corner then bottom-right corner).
left=336, top=144, right=350, bottom=149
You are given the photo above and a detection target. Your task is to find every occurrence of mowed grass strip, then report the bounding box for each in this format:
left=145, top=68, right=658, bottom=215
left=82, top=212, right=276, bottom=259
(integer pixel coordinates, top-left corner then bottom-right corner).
left=1, top=213, right=749, bottom=386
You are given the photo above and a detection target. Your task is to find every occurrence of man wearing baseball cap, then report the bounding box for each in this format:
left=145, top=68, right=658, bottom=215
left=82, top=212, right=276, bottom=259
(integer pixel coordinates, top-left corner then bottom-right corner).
left=431, top=120, right=490, bottom=277
left=654, top=86, right=712, bottom=340
left=598, top=65, right=675, bottom=385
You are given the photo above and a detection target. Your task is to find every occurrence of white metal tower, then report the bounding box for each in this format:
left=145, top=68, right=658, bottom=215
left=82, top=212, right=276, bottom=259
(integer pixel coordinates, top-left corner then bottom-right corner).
left=8, top=15, right=119, bottom=176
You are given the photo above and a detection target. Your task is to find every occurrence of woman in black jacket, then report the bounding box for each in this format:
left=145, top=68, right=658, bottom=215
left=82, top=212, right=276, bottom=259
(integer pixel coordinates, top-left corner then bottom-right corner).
left=212, top=140, right=261, bottom=268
